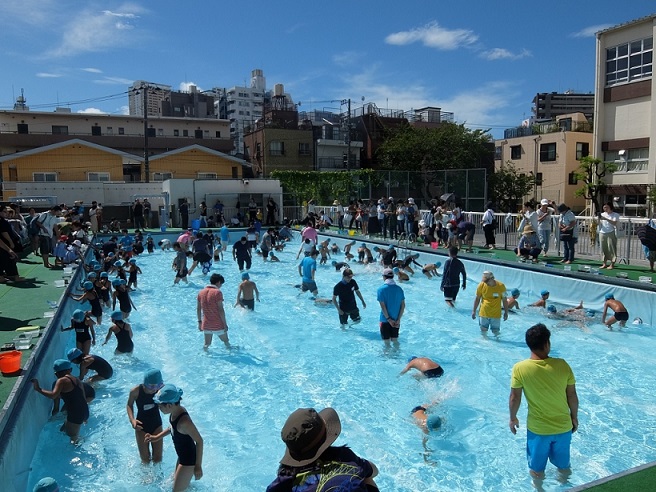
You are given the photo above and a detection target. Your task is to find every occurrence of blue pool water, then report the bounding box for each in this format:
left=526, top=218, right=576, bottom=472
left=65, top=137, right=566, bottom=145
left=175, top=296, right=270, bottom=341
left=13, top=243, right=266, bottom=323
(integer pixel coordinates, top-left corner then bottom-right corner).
left=26, top=237, right=656, bottom=491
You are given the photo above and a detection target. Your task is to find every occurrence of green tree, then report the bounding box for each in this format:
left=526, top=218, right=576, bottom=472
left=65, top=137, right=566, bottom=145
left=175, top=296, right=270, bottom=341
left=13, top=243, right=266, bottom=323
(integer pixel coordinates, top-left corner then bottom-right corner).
left=488, top=162, right=534, bottom=213
left=376, top=122, right=492, bottom=201
left=270, top=169, right=378, bottom=205
left=573, top=156, right=617, bottom=216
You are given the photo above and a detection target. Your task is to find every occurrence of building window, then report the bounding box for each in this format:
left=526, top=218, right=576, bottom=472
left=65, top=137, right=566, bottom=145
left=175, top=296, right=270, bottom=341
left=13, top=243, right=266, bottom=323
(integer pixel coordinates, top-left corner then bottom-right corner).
left=576, top=142, right=589, bottom=160
left=88, top=172, right=110, bottom=182
left=118, top=127, right=125, bottom=135
left=606, top=37, right=653, bottom=86
left=52, top=125, right=69, bottom=135
left=33, top=172, right=57, bottom=182
left=539, top=142, right=556, bottom=162
left=232, top=167, right=238, bottom=178
left=183, top=130, right=189, bottom=137
left=270, top=141, right=284, bottom=156
left=197, top=172, right=217, bottom=179
left=174, top=129, right=179, bottom=136
left=510, top=145, right=522, bottom=160
left=299, top=143, right=311, bottom=156
left=152, top=172, right=173, bottom=181
left=494, top=146, right=502, bottom=160
left=158, top=129, right=164, bottom=136
left=568, top=172, right=578, bottom=185
left=91, top=126, right=101, bottom=136
left=215, top=131, right=221, bottom=138
left=535, top=172, right=543, bottom=186
left=17, top=123, right=28, bottom=134
left=106, top=127, right=113, bottom=135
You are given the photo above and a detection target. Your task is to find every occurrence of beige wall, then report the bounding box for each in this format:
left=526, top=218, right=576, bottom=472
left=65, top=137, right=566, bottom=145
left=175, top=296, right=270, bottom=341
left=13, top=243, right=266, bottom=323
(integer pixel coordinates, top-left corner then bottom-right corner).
left=496, top=131, right=592, bottom=211
left=1, top=143, right=124, bottom=182
left=150, top=149, right=241, bottom=179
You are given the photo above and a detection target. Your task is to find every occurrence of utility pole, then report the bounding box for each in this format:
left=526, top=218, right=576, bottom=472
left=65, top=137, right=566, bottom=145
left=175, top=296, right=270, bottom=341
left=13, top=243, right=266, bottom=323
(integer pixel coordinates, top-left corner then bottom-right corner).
left=342, top=98, right=351, bottom=171
left=143, top=86, right=150, bottom=183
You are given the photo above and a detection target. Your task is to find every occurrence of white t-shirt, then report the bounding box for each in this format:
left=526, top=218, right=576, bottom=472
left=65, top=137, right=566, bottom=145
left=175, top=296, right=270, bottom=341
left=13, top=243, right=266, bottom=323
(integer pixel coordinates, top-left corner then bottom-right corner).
left=599, top=211, right=620, bottom=234
left=37, top=212, right=61, bottom=238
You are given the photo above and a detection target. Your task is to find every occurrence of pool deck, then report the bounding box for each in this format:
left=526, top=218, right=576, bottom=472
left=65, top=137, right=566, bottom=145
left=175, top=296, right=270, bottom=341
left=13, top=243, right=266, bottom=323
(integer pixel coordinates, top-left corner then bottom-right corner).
left=1, top=227, right=655, bottom=490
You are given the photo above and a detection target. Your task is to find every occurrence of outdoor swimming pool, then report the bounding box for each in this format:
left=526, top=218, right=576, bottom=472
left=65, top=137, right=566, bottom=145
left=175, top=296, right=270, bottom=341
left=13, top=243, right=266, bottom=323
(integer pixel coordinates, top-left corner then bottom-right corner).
left=25, top=235, right=656, bottom=491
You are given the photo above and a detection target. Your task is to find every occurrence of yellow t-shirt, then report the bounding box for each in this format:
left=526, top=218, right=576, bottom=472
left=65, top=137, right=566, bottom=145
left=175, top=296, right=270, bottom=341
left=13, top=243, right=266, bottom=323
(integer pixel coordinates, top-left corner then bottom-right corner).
left=475, top=281, right=506, bottom=318
left=510, top=358, right=576, bottom=435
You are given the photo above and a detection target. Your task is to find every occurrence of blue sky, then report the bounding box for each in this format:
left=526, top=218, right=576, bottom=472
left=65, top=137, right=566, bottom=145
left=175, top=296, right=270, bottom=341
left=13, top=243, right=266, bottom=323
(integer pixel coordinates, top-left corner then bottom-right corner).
left=0, top=1, right=653, bottom=138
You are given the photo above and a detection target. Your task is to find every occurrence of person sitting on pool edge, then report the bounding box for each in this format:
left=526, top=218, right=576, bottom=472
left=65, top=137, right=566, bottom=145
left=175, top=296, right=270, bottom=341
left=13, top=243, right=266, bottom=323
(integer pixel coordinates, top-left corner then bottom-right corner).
left=602, top=293, right=629, bottom=329
left=266, top=407, right=379, bottom=491
left=506, top=289, right=521, bottom=311
left=530, top=290, right=550, bottom=308
left=400, top=356, right=444, bottom=379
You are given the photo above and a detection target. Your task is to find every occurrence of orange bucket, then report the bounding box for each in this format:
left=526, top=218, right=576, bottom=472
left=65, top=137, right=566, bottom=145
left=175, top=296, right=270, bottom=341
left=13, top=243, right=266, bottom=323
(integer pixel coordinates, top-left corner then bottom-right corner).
left=0, top=350, right=22, bottom=375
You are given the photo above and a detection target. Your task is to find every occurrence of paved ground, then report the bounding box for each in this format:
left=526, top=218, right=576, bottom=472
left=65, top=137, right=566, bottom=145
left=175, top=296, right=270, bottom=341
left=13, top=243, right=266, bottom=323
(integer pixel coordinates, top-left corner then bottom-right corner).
left=1, top=229, right=654, bottom=490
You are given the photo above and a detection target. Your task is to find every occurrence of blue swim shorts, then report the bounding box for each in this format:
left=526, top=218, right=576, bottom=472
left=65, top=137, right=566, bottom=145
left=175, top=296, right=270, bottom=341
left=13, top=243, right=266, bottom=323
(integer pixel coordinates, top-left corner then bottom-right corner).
left=526, top=430, right=572, bottom=473
left=479, top=316, right=501, bottom=333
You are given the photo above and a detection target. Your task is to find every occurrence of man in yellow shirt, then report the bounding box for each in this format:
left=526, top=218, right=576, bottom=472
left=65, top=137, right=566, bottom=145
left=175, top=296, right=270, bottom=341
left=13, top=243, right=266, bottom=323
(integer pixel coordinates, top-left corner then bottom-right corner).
left=471, top=270, right=508, bottom=335
left=509, top=323, right=579, bottom=486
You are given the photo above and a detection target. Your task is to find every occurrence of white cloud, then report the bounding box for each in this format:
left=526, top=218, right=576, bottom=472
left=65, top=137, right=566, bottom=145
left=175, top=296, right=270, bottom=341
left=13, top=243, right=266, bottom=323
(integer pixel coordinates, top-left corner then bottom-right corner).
left=179, top=82, right=203, bottom=92
left=48, top=5, right=147, bottom=57
left=94, top=76, right=134, bottom=85
left=332, top=51, right=365, bottom=67
left=78, top=107, right=106, bottom=114
left=571, top=24, right=613, bottom=38
left=0, top=0, right=58, bottom=27
left=480, top=48, right=531, bottom=61
left=82, top=68, right=103, bottom=74
left=36, top=72, right=62, bottom=78
left=385, top=21, right=478, bottom=50
left=117, top=105, right=130, bottom=115
left=435, top=81, right=518, bottom=127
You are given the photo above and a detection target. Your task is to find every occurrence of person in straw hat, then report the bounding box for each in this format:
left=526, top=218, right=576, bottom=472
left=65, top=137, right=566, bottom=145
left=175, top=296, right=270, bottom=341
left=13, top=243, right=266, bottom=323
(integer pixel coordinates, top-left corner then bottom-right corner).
left=515, top=225, right=542, bottom=263
left=266, top=407, right=379, bottom=491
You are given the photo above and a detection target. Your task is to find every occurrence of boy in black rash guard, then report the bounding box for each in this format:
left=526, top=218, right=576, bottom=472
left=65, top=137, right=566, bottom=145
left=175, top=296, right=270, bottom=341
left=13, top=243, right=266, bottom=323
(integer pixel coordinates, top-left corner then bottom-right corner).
left=127, top=369, right=165, bottom=463
left=146, top=385, right=204, bottom=491
left=332, top=268, right=367, bottom=328
left=440, top=246, right=467, bottom=307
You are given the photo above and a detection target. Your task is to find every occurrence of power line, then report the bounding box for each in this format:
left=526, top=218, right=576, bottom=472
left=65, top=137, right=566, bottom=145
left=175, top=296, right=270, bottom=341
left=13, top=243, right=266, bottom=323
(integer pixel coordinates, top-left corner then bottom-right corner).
left=0, top=91, right=129, bottom=111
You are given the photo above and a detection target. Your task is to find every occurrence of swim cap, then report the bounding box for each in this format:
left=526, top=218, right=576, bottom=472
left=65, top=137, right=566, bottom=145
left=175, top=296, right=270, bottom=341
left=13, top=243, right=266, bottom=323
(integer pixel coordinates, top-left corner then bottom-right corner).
left=408, top=356, right=417, bottom=363
left=269, top=251, right=275, bottom=257
left=361, top=243, right=366, bottom=248
left=547, top=305, right=557, bottom=313
left=110, top=310, right=123, bottom=321
left=331, top=260, right=337, bottom=266
left=53, top=359, right=72, bottom=373
left=111, top=279, right=122, bottom=288
left=388, top=244, right=395, bottom=250
left=143, top=369, right=164, bottom=389
left=436, top=262, right=442, bottom=268
left=605, top=293, right=614, bottom=300
left=633, top=317, right=643, bottom=325
left=511, top=289, right=520, bottom=297
left=393, top=267, right=399, bottom=273
left=153, top=384, right=183, bottom=404
left=242, top=272, right=250, bottom=280
left=93, top=264, right=102, bottom=271
left=72, top=309, right=85, bottom=322
left=129, top=258, right=137, bottom=264
left=33, top=477, right=59, bottom=492
left=100, top=272, right=108, bottom=278
left=67, top=348, right=83, bottom=362
left=119, top=279, right=127, bottom=285
left=108, top=252, right=114, bottom=257
left=114, top=260, right=123, bottom=267
left=586, top=310, right=596, bottom=317
left=83, top=281, right=94, bottom=290
left=427, top=415, right=442, bottom=431
left=541, top=290, right=549, bottom=296
left=87, top=272, right=97, bottom=279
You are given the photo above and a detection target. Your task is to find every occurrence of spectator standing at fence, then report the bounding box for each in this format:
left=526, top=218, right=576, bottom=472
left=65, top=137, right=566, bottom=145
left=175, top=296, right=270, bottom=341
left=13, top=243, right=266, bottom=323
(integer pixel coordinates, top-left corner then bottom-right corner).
left=482, top=202, right=496, bottom=249
left=36, top=205, right=62, bottom=269
left=143, top=199, right=152, bottom=229
left=518, top=202, right=539, bottom=237
left=537, top=199, right=553, bottom=257
left=599, top=202, right=620, bottom=270
left=557, top=203, right=577, bottom=265
left=132, top=199, right=144, bottom=230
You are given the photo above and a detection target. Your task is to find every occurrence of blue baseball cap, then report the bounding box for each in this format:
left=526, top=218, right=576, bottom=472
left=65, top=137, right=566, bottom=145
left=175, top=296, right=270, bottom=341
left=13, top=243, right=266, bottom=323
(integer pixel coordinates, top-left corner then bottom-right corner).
left=153, top=384, right=183, bottom=404
left=67, top=348, right=83, bottom=362
left=53, top=359, right=72, bottom=373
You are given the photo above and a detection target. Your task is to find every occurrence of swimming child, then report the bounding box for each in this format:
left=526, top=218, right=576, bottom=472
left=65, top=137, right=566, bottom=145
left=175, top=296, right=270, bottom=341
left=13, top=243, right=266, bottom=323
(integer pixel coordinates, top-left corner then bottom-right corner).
left=421, top=262, right=442, bottom=279
left=602, top=293, right=629, bottom=329
left=67, top=348, right=114, bottom=382
left=61, top=309, right=96, bottom=355
left=127, top=258, right=142, bottom=290
left=393, top=267, right=409, bottom=282
left=506, top=289, right=521, bottom=310
left=530, top=290, right=549, bottom=308
left=172, top=242, right=189, bottom=285
left=269, top=251, right=280, bottom=262
left=400, top=356, right=444, bottom=379
left=235, top=272, right=260, bottom=310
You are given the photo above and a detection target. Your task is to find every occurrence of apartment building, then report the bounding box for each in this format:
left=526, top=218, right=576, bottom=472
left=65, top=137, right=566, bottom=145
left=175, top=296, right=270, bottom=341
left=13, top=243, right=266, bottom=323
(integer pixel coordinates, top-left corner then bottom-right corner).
left=495, top=112, right=593, bottom=212
left=594, top=15, right=655, bottom=216
left=532, top=92, right=594, bottom=121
